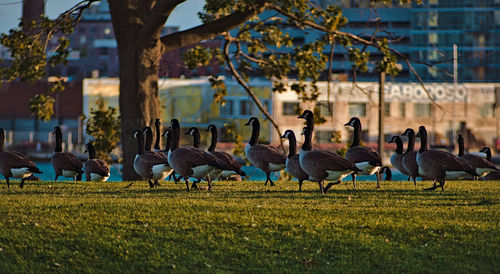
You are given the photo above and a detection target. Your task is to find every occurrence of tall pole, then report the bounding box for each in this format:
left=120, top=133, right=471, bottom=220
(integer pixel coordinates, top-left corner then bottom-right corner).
left=452, top=44, right=457, bottom=146
left=378, top=71, right=385, bottom=156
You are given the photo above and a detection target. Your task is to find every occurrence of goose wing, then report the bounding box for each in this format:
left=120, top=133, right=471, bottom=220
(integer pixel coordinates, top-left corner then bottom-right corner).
left=402, top=151, right=419, bottom=177
left=421, top=150, right=477, bottom=175
left=250, top=144, right=286, bottom=165
left=142, top=151, right=169, bottom=165
left=0, top=152, right=41, bottom=173
left=210, top=151, right=243, bottom=171
left=302, top=149, right=360, bottom=172
left=52, top=152, right=83, bottom=172
left=461, top=154, right=498, bottom=170
left=84, top=159, right=110, bottom=177
left=346, top=146, right=382, bottom=166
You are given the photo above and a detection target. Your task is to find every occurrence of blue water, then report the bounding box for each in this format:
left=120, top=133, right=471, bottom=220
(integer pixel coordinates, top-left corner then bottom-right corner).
left=23, top=162, right=412, bottom=182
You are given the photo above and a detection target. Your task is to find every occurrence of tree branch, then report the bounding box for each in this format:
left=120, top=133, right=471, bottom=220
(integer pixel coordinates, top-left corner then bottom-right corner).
left=136, top=0, right=185, bottom=45
left=223, top=36, right=285, bottom=152
left=160, top=0, right=268, bottom=54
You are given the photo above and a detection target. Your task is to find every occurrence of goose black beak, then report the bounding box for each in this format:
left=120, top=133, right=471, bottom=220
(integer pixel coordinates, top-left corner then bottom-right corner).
left=280, top=134, right=286, bottom=138
left=297, top=114, right=304, bottom=119
left=184, top=131, right=190, bottom=135
left=415, top=132, right=421, bottom=138
left=388, top=139, right=394, bottom=143
left=344, top=122, right=350, bottom=127
left=244, top=121, right=251, bottom=126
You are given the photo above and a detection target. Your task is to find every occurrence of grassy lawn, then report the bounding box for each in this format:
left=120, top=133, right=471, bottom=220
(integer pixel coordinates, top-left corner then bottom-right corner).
left=0, top=179, right=499, bottom=273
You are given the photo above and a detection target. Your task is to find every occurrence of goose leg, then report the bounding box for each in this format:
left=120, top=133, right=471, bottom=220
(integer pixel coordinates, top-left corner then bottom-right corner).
left=191, top=180, right=198, bottom=189
left=298, top=180, right=303, bottom=192
left=5, top=176, right=10, bottom=188
left=184, top=177, right=190, bottom=192
left=317, top=181, right=324, bottom=194
left=154, top=180, right=161, bottom=187
left=76, top=174, right=82, bottom=181
left=20, top=178, right=25, bottom=189
left=424, top=180, right=439, bottom=191
left=375, top=171, right=381, bottom=188
left=413, top=176, right=417, bottom=186
left=351, top=173, right=357, bottom=188
left=264, top=172, right=270, bottom=186
left=148, top=179, right=154, bottom=188
left=439, top=180, right=445, bottom=191
left=323, top=180, right=342, bottom=193
left=208, top=177, right=212, bottom=192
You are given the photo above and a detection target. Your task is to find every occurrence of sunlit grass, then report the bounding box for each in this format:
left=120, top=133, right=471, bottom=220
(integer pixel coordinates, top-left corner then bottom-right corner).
left=0, top=179, right=499, bottom=272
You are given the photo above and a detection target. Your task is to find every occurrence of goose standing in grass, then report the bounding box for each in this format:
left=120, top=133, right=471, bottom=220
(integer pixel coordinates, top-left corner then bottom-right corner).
left=479, top=147, right=500, bottom=180
left=299, top=126, right=360, bottom=193
left=401, top=128, right=420, bottom=186
left=143, top=126, right=171, bottom=186
left=415, top=126, right=478, bottom=191
left=281, top=129, right=311, bottom=191
left=297, top=110, right=360, bottom=193
left=133, top=129, right=170, bottom=188
left=344, top=117, right=383, bottom=188
left=168, top=119, right=223, bottom=191
left=83, top=142, right=110, bottom=182
left=457, top=135, right=498, bottom=178
left=388, top=135, right=409, bottom=179
left=51, top=126, right=83, bottom=181
left=244, top=117, right=286, bottom=186
left=0, top=128, right=42, bottom=188
left=205, top=124, right=246, bottom=180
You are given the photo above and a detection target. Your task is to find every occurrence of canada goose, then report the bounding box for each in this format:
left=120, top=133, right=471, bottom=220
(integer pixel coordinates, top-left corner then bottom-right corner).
left=143, top=126, right=170, bottom=186
left=401, top=128, right=420, bottom=186
left=133, top=129, right=171, bottom=188
left=479, top=147, right=500, bottom=180
left=168, top=119, right=223, bottom=191
left=154, top=118, right=162, bottom=152
left=388, top=135, right=410, bottom=179
left=457, top=135, right=498, bottom=178
left=205, top=124, right=246, bottom=180
left=83, top=142, right=110, bottom=182
left=281, top=129, right=311, bottom=191
left=51, top=126, right=83, bottom=181
left=244, top=117, right=286, bottom=186
left=344, top=117, right=383, bottom=188
left=415, top=126, right=478, bottom=190
left=162, top=128, right=181, bottom=183
left=0, top=128, right=42, bottom=188
left=380, top=166, right=392, bottom=181
left=299, top=126, right=360, bottom=193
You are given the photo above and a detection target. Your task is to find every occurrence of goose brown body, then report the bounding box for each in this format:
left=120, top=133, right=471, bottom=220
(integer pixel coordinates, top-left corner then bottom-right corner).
left=401, top=128, right=420, bottom=185
left=51, top=127, right=83, bottom=181
left=83, top=143, right=110, bottom=182
left=457, top=135, right=498, bottom=178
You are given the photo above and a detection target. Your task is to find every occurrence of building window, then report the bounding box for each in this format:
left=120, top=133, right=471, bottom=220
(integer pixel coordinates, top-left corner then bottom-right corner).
left=282, top=102, right=299, bottom=116
left=428, top=33, right=438, bottom=44
left=384, top=102, right=391, bottom=117
left=479, top=103, right=494, bottom=118
left=315, top=130, right=333, bottom=144
left=220, top=100, right=234, bottom=116
left=349, top=103, right=367, bottom=117
left=400, top=103, right=406, bottom=118
left=240, top=100, right=253, bottom=116
left=317, top=101, right=333, bottom=117
left=428, top=11, right=438, bottom=27
left=414, top=103, right=431, bottom=117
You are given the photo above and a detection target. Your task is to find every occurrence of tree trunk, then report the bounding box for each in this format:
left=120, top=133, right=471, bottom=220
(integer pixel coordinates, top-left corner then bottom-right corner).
left=109, top=0, right=162, bottom=180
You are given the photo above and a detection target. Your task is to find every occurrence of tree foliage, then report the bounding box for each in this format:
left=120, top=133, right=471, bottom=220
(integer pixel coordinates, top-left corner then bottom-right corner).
left=84, top=97, right=121, bottom=163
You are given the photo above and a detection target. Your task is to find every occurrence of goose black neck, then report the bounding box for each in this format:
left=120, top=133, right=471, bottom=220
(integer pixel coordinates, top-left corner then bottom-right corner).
left=305, top=115, right=314, bottom=131
left=87, top=145, right=96, bottom=159
left=249, top=119, right=260, bottom=146
left=394, top=136, right=403, bottom=154
left=136, top=133, right=145, bottom=155
left=171, top=120, right=180, bottom=150
left=405, top=130, right=415, bottom=154
left=144, top=127, right=153, bottom=151
left=351, top=122, right=361, bottom=148
left=286, top=132, right=297, bottom=158
left=0, top=128, right=4, bottom=152
left=164, top=131, right=172, bottom=153
left=419, top=128, right=428, bottom=153
left=208, top=127, right=218, bottom=152
left=54, top=127, right=63, bottom=153
left=191, top=130, right=200, bottom=149
left=302, top=128, right=312, bottom=151
left=484, top=149, right=492, bottom=162
left=458, top=137, right=465, bottom=157
left=154, top=120, right=161, bottom=150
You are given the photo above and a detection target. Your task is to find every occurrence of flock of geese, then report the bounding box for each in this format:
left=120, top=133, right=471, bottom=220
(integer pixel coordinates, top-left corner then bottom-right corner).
left=0, top=109, right=499, bottom=192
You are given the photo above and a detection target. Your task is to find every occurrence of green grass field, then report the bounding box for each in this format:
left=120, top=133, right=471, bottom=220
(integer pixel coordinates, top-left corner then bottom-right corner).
left=0, top=179, right=499, bottom=272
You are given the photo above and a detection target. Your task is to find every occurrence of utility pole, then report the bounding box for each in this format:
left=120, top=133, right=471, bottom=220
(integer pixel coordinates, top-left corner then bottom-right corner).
left=378, top=71, right=386, bottom=156
left=452, top=44, right=457, bottom=146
